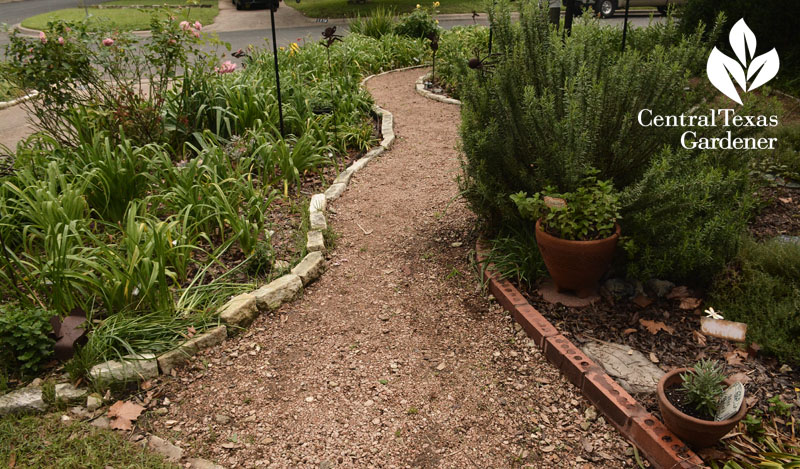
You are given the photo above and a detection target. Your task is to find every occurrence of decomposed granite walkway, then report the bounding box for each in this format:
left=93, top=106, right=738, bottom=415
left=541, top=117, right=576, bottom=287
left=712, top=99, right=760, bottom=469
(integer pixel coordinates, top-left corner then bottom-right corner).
left=146, top=68, right=637, bottom=468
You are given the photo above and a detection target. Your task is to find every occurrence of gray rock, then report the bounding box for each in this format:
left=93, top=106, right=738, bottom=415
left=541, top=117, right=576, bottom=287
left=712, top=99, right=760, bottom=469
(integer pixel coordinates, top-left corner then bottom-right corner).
left=775, top=235, right=800, bottom=245
left=602, top=278, right=634, bottom=298
left=333, top=168, right=355, bottom=186
left=187, top=458, right=225, bottom=469
left=307, top=230, right=325, bottom=253
left=214, top=413, right=231, bottom=424
left=362, top=147, right=384, bottom=162
left=582, top=342, right=664, bottom=394
left=157, top=325, right=228, bottom=374
left=324, top=183, right=346, bottom=201
left=0, top=387, right=47, bottom=416
left=309, top=211, right=327, bottom=231
left=348, top=157, right=371, bottom=173
left=291, top=251, right=326, bottom=286
left=90, top=416, right=111, bottom=429
left=54, top=383, right=87, bottom=404
left=218, top=293, right=258, bottom=329
left=86, top=395, right=102, bottom=412
left=646, top=279, right=676, bottom=298
left=147, top=435, right=183, bottom=461
left=89, top=353, right=158, bottom=384
left=309, top=193, right=326, bottom=213
left=253, top=274, right=302, bottom=312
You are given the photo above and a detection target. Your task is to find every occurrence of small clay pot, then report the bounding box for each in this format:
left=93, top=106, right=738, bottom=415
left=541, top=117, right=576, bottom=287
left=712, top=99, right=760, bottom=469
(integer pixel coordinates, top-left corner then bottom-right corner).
left=534, top=219, right=620, bottom=298
left=657, top=368, right=748, bottom=448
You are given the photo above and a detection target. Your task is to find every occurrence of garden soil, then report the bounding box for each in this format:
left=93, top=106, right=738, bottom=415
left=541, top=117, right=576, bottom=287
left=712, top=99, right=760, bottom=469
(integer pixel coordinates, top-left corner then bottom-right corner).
left=145, top=68, right=639, bottom=468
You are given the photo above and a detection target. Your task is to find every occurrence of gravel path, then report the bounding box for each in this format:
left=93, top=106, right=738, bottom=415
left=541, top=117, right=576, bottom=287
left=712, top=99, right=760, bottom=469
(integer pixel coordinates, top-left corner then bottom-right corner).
left=147, top=68, right=636, bottom=468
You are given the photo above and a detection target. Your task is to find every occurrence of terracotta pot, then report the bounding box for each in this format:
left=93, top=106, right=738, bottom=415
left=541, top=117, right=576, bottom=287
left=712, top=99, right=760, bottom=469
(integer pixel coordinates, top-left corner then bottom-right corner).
left=657, top=368, right=747, bottom=448
left=534, top=219, right=620, bottom=298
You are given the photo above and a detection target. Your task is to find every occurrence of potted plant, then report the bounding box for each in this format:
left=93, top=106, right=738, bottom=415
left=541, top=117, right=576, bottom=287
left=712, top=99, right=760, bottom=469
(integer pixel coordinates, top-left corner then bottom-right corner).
left=657, top=359, right=748, bottom=448
left=511, top=173, right=621, bottom=298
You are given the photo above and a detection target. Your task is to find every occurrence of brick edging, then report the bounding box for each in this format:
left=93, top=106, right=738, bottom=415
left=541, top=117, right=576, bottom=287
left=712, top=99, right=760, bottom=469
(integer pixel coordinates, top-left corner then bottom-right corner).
left=475, top=239, right=705, bottom=469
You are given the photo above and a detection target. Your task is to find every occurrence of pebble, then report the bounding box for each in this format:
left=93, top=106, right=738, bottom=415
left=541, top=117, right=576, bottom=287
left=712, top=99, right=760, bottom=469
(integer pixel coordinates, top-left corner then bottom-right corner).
left=214, top=414, right=231, bottom=424
left=305, top=396, right=314, bottom=403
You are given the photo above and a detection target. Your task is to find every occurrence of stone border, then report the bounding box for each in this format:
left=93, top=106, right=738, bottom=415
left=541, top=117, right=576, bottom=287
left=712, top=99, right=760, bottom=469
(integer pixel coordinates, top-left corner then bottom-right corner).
left=414, top=73, right=462, bottom=106
left=0, top=90, right=38, bottom=111
left=476, top=240, right=704, bottom=469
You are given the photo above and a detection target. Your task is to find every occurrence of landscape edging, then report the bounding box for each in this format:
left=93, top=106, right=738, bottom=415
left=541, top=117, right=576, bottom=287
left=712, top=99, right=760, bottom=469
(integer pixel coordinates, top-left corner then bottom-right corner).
left=475, top=240, right=705, bottom=469
left=414, top=74, right=462, bottom=105
left=0, top=90, right=39, bottom=111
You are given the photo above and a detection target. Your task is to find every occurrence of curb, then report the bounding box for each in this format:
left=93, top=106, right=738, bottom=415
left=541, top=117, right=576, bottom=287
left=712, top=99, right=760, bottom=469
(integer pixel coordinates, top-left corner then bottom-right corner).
left=414, top=74, right=462, bottom=105
left=475, top=240, right=705, bottom=469
left=0, top=90, right=39, bottom=110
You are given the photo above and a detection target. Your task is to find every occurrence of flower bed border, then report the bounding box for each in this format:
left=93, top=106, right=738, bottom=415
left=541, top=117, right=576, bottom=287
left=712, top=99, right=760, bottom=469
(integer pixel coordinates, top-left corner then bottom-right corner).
left=0, top=90, right=39, bottom=111
left=475, top=240, right=705, bottom=469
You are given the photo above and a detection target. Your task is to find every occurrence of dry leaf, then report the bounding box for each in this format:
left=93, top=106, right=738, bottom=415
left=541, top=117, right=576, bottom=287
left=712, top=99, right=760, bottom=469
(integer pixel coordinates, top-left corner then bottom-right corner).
left=728, top=372, right=751, bottom=384
left=692, top=330, right=707, bottom=346
left=107, top=401, right=144, bottom=431
left=187, top=326, right=196, bottom=338
left=639, top=319, right=675, bottom=335
left=632, top=295, right=653, bottom=308
left=8, top=451, right=15, bottom=468
left=679, top=297, right=702, bottom=310
left=778, top=197, right=792, bottom=204
left=725, top=349, right=748, bottom=366
left=666, top=286, right=690, bottom=299
left=141, top=380, right=153, bottom=391
left=623, top=328, right=638, bottom=335
left=649, top=352, right=660, bottom=364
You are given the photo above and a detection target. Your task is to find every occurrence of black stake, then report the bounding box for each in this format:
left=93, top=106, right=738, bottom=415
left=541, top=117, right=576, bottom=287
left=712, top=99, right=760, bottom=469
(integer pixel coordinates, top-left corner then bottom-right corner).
left=620, top=0, right=631, bottom=52
left=269, top=3, right=285, bottom=138
left=564, top=0, right=576, bottom=37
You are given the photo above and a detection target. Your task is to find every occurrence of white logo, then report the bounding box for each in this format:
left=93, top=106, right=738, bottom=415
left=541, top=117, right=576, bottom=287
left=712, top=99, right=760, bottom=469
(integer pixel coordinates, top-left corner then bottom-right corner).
left=707, top=19, right=780, bottom=105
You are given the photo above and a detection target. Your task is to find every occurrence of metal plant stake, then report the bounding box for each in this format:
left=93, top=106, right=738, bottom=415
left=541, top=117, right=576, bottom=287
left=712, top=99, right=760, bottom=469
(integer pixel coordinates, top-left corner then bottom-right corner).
left=620, top=0, right=632, bottom=52
left=321, top=26, right=343, bottom=152
left=427, top=31, right=439, bottom=87
left=267, top=0, right=285, bottom=137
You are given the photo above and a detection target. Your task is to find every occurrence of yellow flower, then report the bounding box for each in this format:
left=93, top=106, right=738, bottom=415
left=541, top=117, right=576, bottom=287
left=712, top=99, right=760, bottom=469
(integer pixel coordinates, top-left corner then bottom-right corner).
left=435, top=19, right=439, bottom=24
left=433, top=1, right=440, bottom=7
left=416, top=3, right=420, bottom=8
left=280, top=46, right=285, bottom=51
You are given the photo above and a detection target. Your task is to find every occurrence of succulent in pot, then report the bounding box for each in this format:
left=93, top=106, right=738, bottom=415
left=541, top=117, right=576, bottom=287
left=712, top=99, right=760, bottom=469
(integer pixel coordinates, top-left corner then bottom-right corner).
left=511, top=173, right=622, bottom=298
left=657, top=359, right=747, bottom=448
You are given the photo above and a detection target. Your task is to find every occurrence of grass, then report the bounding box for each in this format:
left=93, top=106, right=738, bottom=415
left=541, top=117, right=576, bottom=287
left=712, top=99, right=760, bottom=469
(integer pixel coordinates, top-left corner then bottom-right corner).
left=21, top=3, right=218, bottom=31
left=0, top=76, right=25, bottom=102
left=287, top=0, right=486, bottom=18
left=0, top=413, right=179, bottom=468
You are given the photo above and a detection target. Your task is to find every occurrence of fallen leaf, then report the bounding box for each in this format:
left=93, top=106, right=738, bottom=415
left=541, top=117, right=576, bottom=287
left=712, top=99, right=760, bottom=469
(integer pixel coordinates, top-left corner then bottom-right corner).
left=141, top=380, right=153, bottom=391
left=632, top=295, right=653, bottom=308
left=679, top=297, right=702, bottom=310
left=725, top=349, right=748, bottom=366
left=221, top=442, right=240, bottom=449
left=666, top=286, right=690, bottom=299
left=541, top=445, right=555, bottom=453
left=728, top=372, right=751, bottom=384
left=639, top=319, right=675, bottom=335
left=187, top=326, right=196, bottom=338
left=8, top=451, right=15, bottom=468
left=692, top=330, right=707, bottom=346
left=649, top=352, right=660, bottom=363
left=778, top=197, right=792, bottom=204
left=107, top=401, right=144, bottom=432
left=623, top=328, right=638, bottom=335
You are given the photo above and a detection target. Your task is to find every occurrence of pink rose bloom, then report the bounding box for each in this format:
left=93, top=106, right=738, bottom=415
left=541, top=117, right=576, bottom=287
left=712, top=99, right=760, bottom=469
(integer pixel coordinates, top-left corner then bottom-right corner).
left=179, top=20, right=190, bottom=31
left=193, top=21, right=202, bottom=30
left=191, top=29, right=200, bottom=38
left=102, top=37, right=114, bottom=46
left=39, top=31, right=47, bottom=44
left=214, top=61, right=236, bottom=74
left=57, top=36, right=65, bottom=45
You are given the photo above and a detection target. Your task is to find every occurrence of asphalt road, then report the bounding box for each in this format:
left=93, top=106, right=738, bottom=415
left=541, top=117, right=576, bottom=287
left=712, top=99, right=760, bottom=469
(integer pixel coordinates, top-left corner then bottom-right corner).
left=1, top=0, right=664, bottom=51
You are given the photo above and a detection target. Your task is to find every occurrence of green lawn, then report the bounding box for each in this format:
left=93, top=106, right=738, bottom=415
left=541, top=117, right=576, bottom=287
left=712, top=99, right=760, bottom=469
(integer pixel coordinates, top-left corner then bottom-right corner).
left=21, top=2, right=218, bottom=31
left=287, top=0, right=487, bottom=18
left=0, top=413, right=179, bottom=469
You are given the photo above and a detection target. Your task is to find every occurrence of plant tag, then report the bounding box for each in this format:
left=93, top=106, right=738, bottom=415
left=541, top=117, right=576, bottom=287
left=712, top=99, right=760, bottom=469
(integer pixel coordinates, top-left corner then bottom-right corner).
left=715, top=382, right=745, bottom=421
left=700, top=317, right=747, bottom=342
left=543, top=196, right=566, bottom=209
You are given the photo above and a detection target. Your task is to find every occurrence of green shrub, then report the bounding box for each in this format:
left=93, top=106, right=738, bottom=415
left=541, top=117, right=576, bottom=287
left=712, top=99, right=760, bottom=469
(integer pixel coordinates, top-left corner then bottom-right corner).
left=436, top=25, right=489, bottom=98
left=0, top=304, right=56, bottom=376
left=395, top=2, right=439, bottom=38
left=751, top=122, right=800, bottom=182
left=349, top=6, right=397, bottom=38
left=678, top=0, right=800, bottom=95
left=247, top=241, right=274, bottom=276
left=458, top=0, right=759, bottom=284
left=710, top=238, right=800, bottom=364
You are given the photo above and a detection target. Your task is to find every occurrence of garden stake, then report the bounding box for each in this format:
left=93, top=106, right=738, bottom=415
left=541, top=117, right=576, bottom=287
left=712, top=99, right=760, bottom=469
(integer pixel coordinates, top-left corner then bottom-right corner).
left=322, top=26, right=343, bottom=160
left=268, top=0, right=285, bottom=137
left=620, top=0, right=631, bottom=52
left=427, top=31, right=439, bottom=87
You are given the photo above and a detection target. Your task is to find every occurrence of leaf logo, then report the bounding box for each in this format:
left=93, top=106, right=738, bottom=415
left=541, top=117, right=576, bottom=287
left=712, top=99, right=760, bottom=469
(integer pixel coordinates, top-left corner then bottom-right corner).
left=707, top=19, right=780, bottom=105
